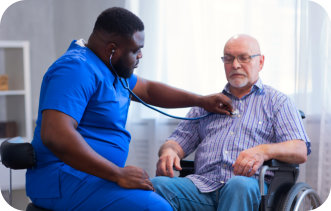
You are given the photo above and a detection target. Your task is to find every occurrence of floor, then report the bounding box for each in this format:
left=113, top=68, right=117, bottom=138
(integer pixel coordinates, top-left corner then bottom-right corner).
left=1, top=189, right=30, bottom=210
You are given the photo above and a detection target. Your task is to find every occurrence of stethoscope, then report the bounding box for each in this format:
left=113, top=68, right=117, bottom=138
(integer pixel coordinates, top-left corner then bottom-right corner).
left=109, top=54, right=213, bottom=120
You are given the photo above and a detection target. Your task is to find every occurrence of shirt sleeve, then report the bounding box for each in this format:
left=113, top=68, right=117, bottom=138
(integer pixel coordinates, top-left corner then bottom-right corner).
left=273, top=97, right=311, bottom=155
left=39, top=58, right=96, bottom=124
left=167, top=107, right=202, bottom=157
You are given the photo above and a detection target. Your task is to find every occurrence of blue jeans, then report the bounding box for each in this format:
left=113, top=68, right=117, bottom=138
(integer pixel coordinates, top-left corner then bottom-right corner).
left=151, top=176, right=268, bottom=211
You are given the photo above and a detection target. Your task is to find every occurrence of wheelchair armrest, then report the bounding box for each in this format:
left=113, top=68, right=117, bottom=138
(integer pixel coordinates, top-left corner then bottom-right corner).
left=179, top=160, right=194, bottom=177
left=180, top=160, right=194, bottom=168
left=0, top=136, right=36, bottom=169
left=263, top=159, right=299, bottom=171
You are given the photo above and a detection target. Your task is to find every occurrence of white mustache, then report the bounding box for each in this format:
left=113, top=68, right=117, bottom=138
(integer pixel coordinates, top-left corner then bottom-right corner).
left=229, top=71, right=246, bottom=77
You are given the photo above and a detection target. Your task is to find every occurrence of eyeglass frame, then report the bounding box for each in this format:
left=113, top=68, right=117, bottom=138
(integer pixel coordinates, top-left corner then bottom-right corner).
left=221, top=54, right=261, bottom=64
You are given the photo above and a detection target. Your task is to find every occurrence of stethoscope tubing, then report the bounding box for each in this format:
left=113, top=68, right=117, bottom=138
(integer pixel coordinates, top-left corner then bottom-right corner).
left=109, top=57, right=212, bottom=120
left=120, top=78, right=212, bottom=120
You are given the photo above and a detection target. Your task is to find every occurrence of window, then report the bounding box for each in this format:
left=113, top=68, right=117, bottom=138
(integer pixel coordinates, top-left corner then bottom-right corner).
left=130, top=0, right=298, bottom=119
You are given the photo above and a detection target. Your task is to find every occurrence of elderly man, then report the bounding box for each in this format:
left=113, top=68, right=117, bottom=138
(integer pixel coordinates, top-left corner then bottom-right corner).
left=152, top=34, right=311, bottom=211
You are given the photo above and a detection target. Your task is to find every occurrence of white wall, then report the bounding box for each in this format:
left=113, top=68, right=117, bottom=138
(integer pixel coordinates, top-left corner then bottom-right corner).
left=0, top=0, right=125, bottom=121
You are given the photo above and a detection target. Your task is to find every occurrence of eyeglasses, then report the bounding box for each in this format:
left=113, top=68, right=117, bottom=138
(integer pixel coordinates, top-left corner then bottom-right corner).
left=221, top=54, right=261, bottom=64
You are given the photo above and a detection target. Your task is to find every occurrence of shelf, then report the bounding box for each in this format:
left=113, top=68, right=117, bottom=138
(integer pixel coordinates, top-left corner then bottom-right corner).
left=0, top=137, right=29, bottom=143
left=0, top=41, right=29, bottom=48
left=0, top=40, right=32, bottom=140
left=0, top=90, right=26, bottom=96
left=0, top=40, right=32, bottom=192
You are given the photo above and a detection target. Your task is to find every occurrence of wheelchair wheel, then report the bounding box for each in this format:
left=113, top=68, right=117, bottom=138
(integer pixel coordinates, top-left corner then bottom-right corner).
left=280, top=182, right=322, bottom=211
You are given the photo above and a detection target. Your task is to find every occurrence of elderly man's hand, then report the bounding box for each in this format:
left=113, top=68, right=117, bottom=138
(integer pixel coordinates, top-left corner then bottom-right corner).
left=200, top=93, right=233, bottom=115
left=232, top=145, right=267, bottom=177
left=156, top=148, right=182, bottom=177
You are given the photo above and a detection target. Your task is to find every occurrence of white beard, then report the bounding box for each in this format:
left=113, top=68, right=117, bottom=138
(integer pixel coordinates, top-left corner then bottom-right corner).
left=228, top=77, right=249, bottom=88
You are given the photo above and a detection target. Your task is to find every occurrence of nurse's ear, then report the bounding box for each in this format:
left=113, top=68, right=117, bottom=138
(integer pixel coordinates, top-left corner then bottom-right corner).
left=106, top=42, right=117, bottom=60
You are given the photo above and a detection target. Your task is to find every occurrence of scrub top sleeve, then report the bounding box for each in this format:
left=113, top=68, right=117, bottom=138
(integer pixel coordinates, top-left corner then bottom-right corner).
left=40, top=60, right=96, bottom=124
left=128, top=74, right=138, bottom=90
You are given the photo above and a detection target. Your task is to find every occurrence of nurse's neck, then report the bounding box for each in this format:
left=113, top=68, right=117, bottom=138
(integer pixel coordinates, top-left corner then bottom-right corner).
left=85, top=32, right=107, bottom=65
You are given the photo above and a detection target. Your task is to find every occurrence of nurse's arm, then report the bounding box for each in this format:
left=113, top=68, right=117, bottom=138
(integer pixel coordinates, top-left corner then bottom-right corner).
left=40, top=109, right=154, bottom=190
left=131, top=76, right=233, bottom=114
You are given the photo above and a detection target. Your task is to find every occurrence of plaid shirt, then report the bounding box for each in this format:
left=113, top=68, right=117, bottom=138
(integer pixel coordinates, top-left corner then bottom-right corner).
left=168, top=79, right=311, bottom=193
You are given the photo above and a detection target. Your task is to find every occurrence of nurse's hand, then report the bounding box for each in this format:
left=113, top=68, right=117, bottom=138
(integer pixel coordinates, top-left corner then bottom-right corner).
left=116, top=166, right=154, bottom=191
left=199, top=93, right=233, bottom=115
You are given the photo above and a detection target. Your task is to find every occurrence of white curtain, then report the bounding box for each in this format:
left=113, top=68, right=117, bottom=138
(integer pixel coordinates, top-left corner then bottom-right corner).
left=128, top=0, right=298, bottom=119
left=125, top=0, right=331, bottom=202
left=295, top=0, right=331, bottom=202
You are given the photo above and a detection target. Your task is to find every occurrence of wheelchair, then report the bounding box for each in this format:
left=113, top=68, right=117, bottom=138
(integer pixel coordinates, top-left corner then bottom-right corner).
left=176, top=110, right=322, bottom=211
left=179, top=158, right=321, bottom=211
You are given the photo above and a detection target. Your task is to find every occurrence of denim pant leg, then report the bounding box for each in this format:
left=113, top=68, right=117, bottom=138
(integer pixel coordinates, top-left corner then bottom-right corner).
left=217, top=176, right=268, bottom=211
left=152, top=176, right=217, bottom=211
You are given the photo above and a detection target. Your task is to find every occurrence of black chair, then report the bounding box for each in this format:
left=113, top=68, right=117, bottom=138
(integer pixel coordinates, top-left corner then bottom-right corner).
left=0, top=137, right=50, bottom=211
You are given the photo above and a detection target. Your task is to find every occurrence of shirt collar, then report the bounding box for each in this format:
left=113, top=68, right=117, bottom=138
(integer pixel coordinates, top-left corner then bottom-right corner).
left=223, top=78, right=264, bottom=97
left=75, top=39, right=86, bottom=47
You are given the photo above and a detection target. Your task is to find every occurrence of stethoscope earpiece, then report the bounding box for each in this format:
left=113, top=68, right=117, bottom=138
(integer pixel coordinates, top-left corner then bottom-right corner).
left=110, top=50, right=115, bottom=59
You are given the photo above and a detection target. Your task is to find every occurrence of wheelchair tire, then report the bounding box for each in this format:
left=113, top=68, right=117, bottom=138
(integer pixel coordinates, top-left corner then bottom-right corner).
left=280, top=182, right=321, bottom=211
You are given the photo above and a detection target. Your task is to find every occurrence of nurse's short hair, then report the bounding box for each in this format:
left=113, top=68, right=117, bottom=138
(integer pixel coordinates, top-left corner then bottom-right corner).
left=93, top=7, right=144, bottom=37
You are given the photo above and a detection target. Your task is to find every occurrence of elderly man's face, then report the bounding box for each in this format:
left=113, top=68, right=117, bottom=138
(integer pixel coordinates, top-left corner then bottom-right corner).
left=223, top=37, right=264, bottom=90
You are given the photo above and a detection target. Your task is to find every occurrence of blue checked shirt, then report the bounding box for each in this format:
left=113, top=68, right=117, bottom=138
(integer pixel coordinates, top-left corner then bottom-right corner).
left=168, top=79, right=311, bottom=193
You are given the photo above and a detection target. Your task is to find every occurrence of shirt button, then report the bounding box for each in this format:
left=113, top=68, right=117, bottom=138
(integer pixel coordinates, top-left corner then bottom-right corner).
left=258, top=121, right=262, bottom=125
left=220, top=181, right=225, bottom=184
left=224, top=151, right=228, bottom=154
left=230, top=131, right=234, bottom=135
left=238, top=114, right=241, bottom=118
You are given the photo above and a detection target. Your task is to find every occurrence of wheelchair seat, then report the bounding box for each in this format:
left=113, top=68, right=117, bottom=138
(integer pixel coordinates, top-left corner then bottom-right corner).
left=0, top=137, right=50, bottom=211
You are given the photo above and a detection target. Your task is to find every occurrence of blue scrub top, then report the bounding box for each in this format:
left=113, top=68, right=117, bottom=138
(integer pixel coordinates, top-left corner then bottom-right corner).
left=26, top=40, right=137, bottom=198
